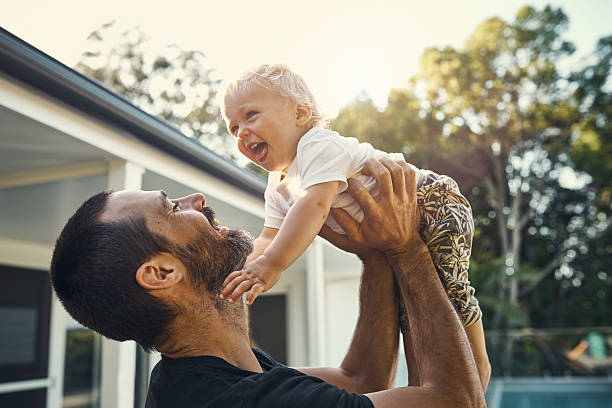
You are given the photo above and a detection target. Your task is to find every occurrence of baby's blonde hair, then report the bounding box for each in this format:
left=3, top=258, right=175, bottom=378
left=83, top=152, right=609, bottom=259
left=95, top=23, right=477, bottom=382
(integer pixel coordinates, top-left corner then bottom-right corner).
left=222, top=64, right=328, bottom=129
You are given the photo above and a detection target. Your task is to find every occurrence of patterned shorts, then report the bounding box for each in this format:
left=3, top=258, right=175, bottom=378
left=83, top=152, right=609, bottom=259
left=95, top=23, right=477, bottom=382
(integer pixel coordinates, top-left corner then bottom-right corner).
left=399, top=170, right=482, bottom=332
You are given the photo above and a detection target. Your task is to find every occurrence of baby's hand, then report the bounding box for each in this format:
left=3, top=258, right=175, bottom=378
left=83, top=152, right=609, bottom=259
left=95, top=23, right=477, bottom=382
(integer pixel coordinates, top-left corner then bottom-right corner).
left=220, top=255, right=282, bottom=305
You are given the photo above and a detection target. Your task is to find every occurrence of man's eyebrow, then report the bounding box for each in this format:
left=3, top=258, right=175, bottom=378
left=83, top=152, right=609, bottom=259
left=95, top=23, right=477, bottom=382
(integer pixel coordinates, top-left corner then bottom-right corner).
left=158, top=190, right=169, bottom=211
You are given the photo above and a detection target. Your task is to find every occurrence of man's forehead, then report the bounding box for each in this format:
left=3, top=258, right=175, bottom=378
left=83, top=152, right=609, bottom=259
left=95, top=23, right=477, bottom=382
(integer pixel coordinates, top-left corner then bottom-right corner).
left=99, top=189, right=165, bottom=222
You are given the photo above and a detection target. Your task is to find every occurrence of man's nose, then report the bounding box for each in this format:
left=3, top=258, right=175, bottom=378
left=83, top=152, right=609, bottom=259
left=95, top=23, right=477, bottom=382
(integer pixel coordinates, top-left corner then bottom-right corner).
left=178, top=193, right=205, bottom=211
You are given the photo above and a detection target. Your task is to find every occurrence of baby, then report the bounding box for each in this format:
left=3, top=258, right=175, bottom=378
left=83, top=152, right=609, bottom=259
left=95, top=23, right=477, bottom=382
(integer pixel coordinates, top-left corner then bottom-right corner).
left=220, top=64, right=481, bottom=330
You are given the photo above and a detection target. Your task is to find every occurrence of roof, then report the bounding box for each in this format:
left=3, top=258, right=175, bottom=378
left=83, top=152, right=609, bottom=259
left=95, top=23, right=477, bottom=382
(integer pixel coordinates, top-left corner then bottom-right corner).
left=0, top=27, right=266, bottom=198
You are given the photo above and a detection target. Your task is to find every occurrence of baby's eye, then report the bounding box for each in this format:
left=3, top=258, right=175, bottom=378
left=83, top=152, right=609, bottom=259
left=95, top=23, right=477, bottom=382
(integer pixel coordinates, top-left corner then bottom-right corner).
left=246, top=111, right=257, bottom=119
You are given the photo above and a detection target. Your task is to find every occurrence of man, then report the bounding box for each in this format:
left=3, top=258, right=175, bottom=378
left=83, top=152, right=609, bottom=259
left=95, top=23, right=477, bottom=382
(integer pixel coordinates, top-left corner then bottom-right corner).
left=50, top=158, right=485, bottom=407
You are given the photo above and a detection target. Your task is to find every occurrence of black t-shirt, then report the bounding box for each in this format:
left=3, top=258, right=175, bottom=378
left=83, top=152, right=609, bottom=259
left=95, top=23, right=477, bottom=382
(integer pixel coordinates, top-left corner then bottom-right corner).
left=145, top=348, right=374, bottom=408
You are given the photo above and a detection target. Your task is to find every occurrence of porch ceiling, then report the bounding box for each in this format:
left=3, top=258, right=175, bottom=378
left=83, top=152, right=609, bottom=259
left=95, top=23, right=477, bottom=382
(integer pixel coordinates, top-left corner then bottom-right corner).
left=0, top=105, right=266, bottom=246
left=0, top=105, right=107, bottom=175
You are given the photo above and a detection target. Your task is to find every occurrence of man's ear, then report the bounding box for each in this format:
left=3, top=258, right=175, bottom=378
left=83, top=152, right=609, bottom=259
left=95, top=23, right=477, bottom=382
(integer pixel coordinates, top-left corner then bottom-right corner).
left=295, top=103, right=312, bottom=127
left=135, top=253, right=184, bottom=290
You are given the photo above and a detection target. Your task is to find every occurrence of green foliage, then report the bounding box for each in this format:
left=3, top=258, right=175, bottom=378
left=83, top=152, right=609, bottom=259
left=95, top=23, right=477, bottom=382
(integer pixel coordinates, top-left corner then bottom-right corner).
left=332, top=93, right=394, bottom=152
left=569, top=35, right=612, bottom=188
left=247, top=162, right=269, bottom=179
left=333, top=5, right=612, bottom=376
left=75, top=21, right=238, bottom=161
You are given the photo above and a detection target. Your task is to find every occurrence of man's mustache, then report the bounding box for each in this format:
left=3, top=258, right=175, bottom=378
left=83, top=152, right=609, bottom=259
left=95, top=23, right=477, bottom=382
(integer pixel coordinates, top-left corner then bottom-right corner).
left=201, top=206, right=216, bottom=226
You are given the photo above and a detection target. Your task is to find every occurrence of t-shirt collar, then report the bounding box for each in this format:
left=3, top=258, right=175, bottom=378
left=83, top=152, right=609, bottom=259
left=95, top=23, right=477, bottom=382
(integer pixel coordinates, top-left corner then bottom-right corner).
left=278, top=126, right=321, bottom=184
left=279, top=157, right=298, bottom=185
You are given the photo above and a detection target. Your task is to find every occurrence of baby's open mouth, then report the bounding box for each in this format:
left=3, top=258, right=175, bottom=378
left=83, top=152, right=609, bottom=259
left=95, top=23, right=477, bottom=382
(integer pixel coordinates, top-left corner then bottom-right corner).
left=252, top=142, right=268, bottom=163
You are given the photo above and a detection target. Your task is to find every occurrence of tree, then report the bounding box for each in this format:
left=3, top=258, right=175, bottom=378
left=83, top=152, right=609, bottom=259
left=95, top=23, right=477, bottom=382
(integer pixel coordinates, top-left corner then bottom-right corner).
left=333, top=6, right=611, bottom=375
left=75, top=21, right=240, bottom=161
left=570, top=35, right=612, bottom=189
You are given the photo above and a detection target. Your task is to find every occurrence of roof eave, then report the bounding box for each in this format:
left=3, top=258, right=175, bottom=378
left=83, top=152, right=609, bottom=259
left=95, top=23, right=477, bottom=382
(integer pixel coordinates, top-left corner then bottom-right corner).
left=0, top=27, right=266, bottom=198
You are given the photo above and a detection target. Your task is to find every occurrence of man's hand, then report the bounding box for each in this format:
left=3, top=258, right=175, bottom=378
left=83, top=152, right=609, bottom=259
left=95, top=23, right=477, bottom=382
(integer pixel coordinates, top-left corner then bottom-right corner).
left=330, top=158, right=423, bottom=258
left=305, top=158, right=485, bottom=407
left=317, top=224, right=382, bottom=262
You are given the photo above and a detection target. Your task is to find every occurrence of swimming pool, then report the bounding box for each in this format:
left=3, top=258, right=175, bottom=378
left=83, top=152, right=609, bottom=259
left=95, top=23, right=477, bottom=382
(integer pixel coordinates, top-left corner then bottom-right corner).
left=486, top=378, right=612, bottom=408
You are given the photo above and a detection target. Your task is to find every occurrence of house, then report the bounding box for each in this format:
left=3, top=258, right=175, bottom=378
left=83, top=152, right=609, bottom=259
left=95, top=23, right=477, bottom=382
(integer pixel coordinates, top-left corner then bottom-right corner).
left=0, top=27, right=367, bottom=408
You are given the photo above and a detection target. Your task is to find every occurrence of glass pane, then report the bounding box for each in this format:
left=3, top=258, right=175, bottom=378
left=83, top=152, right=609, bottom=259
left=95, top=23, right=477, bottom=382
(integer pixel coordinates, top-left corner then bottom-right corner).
left=0, top=388, right=46, bottom=408
left=134, top=345, right=151, bottom=408
left=62, top=324, right=101, bottom=408
left=0, top=265, right=51, bottom=382
left=249, top=294, right=287, bottom=364
left=0, top=307, right=38, bottom=365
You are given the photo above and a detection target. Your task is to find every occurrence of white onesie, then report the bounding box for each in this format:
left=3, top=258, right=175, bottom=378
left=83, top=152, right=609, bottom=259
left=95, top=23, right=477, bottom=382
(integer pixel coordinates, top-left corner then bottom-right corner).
left=263, top=126, right=417, bottom=234
left=264, top=127, right=482, bottom=327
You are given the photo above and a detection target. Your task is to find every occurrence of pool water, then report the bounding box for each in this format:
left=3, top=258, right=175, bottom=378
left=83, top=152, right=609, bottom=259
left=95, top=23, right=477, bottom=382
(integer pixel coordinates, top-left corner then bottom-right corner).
left=487, top=378, right=612, bottom=408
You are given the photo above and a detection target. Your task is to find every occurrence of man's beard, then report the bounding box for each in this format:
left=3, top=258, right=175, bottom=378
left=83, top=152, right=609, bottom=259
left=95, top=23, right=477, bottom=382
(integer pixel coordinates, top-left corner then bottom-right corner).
left=170, top=207, right=253, bottom=296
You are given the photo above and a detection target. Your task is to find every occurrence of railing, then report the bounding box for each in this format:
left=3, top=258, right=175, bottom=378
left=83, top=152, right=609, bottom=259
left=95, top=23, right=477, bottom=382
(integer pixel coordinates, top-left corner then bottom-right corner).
left=485, top=327, right=612, bottom=378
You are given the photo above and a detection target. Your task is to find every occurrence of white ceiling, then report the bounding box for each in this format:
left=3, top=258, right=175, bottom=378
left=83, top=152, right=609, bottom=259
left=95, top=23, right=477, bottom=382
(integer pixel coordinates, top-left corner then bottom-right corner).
left=0, top=105, right=107, bottom=174
left=0, top=105, right=265, bottom=245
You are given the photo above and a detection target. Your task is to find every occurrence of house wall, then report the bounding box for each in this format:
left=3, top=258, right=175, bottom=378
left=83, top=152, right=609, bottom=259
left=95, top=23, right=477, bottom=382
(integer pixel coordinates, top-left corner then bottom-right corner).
left=0, top=72, right=367, bottom=408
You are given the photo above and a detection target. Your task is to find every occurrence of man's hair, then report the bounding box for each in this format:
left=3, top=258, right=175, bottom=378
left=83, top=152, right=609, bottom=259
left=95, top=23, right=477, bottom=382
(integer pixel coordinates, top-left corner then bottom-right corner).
left=221, top=63, right=328, bottom=129
left=50, top=191, right=177, bottom=351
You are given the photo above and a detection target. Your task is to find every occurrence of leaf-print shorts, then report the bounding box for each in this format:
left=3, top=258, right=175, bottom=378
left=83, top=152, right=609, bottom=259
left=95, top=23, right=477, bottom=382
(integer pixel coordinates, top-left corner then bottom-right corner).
left=399, top=170, right=482, bottom=332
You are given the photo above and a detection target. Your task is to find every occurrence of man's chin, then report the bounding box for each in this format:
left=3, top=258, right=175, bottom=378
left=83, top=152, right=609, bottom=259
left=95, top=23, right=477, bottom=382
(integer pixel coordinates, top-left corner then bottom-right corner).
left=177, top=225, right=254, bottom=296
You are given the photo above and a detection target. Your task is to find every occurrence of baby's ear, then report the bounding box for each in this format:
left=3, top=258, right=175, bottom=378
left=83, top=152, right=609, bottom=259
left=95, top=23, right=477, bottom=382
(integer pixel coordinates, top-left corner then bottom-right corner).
left=295, top=103, right=312, bottom=127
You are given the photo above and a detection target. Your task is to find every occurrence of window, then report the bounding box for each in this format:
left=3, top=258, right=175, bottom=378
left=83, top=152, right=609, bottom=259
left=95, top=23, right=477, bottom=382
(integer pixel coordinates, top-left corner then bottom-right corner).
left=62, top=325, right=101, bottom=408
left=0, top=388, right=46, bottom=408
left=249, top=294, right=287, bottom=364
left=0, top=265, right=51, bottom=383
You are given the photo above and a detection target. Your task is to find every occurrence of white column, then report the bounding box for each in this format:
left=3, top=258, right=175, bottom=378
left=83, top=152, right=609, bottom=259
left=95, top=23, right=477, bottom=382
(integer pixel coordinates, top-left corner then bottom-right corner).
left=47, top=294, right=67, bottom=408
left=149, top=352, right=161, bottom=375
left=107, top=159, right=145, bottom=191
left=100, top=159, right=144, bottom=408
left=306, top=238, right=326, bottom=366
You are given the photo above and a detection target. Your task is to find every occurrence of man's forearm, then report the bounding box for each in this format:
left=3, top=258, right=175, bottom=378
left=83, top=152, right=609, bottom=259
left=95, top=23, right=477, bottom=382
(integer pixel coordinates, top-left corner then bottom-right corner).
left=298, top=253, right=399, bottom=393
left=466, top=320, right=492, bottom=390
left=387, top=244, right=484, bottom=403
left=340, top=253, right=399, bottom=392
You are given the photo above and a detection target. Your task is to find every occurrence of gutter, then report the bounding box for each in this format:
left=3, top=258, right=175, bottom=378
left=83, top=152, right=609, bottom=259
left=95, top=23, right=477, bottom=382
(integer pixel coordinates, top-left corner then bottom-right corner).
left=0, top=27, right=266, bottom=198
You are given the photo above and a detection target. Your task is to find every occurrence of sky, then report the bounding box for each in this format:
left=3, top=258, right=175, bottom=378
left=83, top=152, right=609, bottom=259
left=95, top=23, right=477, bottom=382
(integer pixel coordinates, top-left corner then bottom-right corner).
left=2, top=0, right=611, bottom=118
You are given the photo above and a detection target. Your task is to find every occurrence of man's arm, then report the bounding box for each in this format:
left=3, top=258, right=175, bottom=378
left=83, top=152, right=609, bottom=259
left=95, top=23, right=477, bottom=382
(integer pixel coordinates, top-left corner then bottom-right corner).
left=466, top=319, right=491, bottom=390
left=296, top=251, right=399, bottom=393
left=402, top=308, right=491, bottom=390
left=402, top=330, right=421, bottom=386
left=331, top=158, right=485, bottom=407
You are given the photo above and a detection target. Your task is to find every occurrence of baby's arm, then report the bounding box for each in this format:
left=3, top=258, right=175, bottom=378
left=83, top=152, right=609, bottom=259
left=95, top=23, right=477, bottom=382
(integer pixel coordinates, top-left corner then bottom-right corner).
left=247, top=226, right=279, bottom=263
left=263, top=180, right=339, bottom=271
left=221, top=181, right=339, bottom=305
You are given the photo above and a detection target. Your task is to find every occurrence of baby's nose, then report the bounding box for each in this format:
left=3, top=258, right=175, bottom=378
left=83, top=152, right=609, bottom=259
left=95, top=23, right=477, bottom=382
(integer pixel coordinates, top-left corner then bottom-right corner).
left=238, top=126, right=251, bottom=140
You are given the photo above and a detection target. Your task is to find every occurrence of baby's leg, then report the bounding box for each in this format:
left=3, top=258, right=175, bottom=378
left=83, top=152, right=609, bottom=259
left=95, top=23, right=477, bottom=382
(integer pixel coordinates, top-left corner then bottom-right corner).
left=413, top=170, right=482, bottom=327
left=399, top=176, right=491, bottom=388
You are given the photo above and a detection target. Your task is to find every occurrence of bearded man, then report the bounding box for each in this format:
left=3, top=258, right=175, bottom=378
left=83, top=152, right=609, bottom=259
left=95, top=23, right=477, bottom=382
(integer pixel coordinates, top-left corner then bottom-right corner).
left=50, top=159, right=484, bottom=407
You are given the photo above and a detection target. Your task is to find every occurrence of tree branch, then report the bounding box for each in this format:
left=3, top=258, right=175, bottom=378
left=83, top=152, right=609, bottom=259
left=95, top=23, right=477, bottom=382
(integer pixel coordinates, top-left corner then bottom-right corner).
left=519, top=250, right=565, bottom=298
